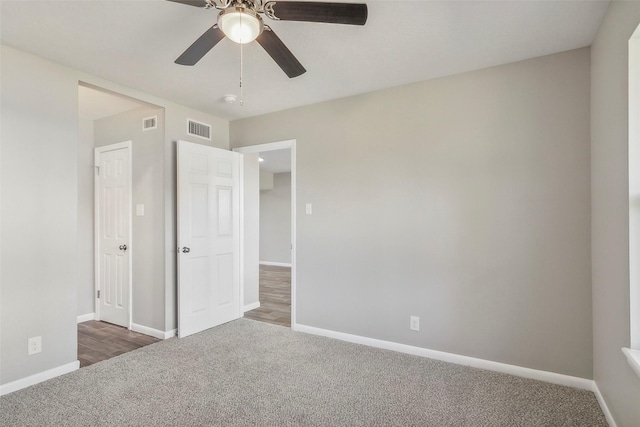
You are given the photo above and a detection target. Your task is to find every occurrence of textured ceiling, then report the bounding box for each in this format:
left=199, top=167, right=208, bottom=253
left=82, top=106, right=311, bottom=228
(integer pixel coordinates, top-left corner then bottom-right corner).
left=1, top=0, right=610, bottom=121
left=79, top=85, right=148, bottom=120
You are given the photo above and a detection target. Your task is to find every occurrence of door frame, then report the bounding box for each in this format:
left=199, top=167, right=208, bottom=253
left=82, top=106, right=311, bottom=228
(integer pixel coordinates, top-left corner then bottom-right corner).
left=94, top=140, right=133, bottom=329
left=233, top=139, right=297, bottom=328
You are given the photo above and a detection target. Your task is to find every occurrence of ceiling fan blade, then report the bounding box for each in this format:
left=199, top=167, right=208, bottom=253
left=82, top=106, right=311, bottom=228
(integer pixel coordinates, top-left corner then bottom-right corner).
left=175, top=25, right=225, bottom=66
left=256, top=27, right=306, bottom=78
left=166, top=0, right=211, bottom=8
left=264, top=1, right=367, bottom=25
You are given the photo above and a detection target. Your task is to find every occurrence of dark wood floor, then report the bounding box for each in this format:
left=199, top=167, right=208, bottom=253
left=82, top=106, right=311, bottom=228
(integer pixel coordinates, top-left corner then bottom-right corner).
left=78, top=320, right=160, bottom=368
left=244, top=264, right=291, bottom=327
left=79, top=265, right=290, bottom=366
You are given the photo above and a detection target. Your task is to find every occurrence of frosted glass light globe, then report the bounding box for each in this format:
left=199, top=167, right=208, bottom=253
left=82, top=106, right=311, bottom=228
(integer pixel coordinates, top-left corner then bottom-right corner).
left=218, top=8, right=263, bottom=44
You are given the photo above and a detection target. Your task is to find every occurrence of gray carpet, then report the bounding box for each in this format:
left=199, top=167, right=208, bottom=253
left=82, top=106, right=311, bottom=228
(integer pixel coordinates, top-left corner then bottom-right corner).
left=1, top=319, right=607, bottom=426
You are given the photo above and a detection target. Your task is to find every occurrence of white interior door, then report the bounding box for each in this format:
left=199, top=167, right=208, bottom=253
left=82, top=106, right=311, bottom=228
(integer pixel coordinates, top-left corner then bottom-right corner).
left=95, top=142, right=132, bottom=328
left=177, top=140, right=242, bottom=338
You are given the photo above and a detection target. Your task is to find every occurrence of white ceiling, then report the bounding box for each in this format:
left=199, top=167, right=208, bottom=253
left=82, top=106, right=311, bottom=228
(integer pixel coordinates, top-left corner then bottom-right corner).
left=78, top=85, right=148, bottom=120
left=1, top=1, right=610, bottom=121
left=260, top=148, right=291, bottom=173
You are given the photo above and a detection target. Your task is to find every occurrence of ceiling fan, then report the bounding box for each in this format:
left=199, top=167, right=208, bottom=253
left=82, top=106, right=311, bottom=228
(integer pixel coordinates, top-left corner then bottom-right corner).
left=168, top=0, right=368, bottom=78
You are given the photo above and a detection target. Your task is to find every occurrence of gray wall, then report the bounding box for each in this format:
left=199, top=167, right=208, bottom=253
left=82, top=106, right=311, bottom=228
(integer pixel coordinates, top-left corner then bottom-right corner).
left=231, top=48, right=593, bottom=379
left=94, top=107, right=166, bottom=331
left=86, top=97, right=229, bottom=335
left=260, top=172, right=291, bottom=264
left=591, top=2, right=640, bottom=425
left=78, top=119, right=95, bottom=317
left=1, top=44, right=231, bottom=389
left=1, top=46, right=79, bottom=384
left=81, top=104, right=229, bottom=333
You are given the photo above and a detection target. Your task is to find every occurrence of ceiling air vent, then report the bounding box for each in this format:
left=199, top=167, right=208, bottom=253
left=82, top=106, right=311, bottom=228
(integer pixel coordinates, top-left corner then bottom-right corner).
left=187, top=119, right=211, bottom=140
left=142, top=116, right=157, bottom=131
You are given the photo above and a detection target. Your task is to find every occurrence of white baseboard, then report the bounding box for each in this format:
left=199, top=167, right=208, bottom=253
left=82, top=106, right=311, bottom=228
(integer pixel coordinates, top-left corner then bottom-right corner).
left=77, top=313, right=95, bottom=323
left=592, top=382, right=618, bottom=427
left=259, top=261, right=292, bottom=267
left=244, top=302, right=260, bottom=312
left=294, top=323, right=594, bottom=391
left=0, top=361, right=79, bottom=396
left=131, top=323, right=176, bottom=340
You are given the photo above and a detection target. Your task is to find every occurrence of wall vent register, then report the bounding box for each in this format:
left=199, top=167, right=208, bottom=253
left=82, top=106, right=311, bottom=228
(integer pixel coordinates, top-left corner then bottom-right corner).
left=187, top=119, right=212, bottom=140
left=142, top=116, right=157, bottom=131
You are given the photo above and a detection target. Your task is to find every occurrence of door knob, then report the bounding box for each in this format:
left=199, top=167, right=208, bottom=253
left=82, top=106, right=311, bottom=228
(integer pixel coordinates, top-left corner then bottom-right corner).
left=119, top=244, right=127, bottom=251
left=182, top=247, right=190, bottom=253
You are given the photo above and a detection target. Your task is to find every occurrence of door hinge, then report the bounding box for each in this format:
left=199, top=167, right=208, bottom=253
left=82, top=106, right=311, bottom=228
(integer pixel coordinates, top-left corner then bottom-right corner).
left=93, top=165, right=100, bottom=175
left=97, top=290, right=101, bottom=299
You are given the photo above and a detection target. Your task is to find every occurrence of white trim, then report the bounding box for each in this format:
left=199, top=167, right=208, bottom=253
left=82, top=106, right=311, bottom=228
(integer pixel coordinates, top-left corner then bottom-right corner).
left=244, top=302, right=260, bottom=312
left=0, top=361, right=79, bottom=396
left=131, top=323, right=176, bottom=340
left=77, top=313, right=95, bottom=323
left=290, top=141, right=297, bottom=328
left=628, top=30, right=640, bottom=351
left=94, top=141, right=133, bottom=329
left=234, top=140, right=295, bottom=154
left=234, top=140, right=297, bottom=327
left=592, top=381, right=618, bottom=427
left=238, top=152, right=245, bottom=322
left=295, top=324, right=594, bottom=391
left=259, top=261, right=292, bottom=267
left=622, top=347, right=640, bottom=379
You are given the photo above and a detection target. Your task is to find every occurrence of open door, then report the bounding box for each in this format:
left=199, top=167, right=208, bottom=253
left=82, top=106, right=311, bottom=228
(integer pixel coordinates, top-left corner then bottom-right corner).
left=177, top=140, right=242, bottom=338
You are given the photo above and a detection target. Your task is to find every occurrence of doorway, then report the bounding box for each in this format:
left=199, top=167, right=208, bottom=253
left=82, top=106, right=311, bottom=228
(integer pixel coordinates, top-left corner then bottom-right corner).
left=78, top=83, right=164, bottom=366
left=245, top=265, right=292, bottom=327
left=234, top=140, right=297, bottom=328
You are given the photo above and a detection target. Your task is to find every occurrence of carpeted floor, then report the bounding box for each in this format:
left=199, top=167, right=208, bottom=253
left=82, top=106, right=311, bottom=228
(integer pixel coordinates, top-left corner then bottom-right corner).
left=1, top=319, right=607, bottom=426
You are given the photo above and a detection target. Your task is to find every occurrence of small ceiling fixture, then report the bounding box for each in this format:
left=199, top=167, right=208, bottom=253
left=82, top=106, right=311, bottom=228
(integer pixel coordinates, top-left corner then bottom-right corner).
left=218, top=5, right=263, bottom=44
left=259, top=157, right=265, bottom=162
left=223, top=94, right=238, bottom=103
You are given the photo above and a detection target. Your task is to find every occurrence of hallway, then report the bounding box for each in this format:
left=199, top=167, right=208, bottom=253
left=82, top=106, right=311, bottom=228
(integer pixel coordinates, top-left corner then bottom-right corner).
left=244, top=265, right=291, bottom=327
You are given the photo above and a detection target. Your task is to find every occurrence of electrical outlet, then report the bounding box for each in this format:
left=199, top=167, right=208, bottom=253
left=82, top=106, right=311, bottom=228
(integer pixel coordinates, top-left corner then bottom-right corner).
left=28, top=336, right=42, bottom=355
left=410, top=316, right=420, bottom=331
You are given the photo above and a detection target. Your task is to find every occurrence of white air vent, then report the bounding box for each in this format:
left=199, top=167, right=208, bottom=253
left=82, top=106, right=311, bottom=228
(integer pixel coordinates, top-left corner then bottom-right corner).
left=142, top=116, right=157, bottom=131
left=187, top=119, right=211, bottom=140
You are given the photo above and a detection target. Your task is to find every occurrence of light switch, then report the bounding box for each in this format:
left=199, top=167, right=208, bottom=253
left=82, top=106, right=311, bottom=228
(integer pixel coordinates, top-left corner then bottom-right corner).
left=136, top=204, right=145, bottom=216
left=305, top=203, right=312, bottom=215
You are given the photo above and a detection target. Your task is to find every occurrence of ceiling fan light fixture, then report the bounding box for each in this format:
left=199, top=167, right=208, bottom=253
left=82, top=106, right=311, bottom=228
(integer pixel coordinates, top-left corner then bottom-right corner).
left=218, top=7, right=263, bottom=44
